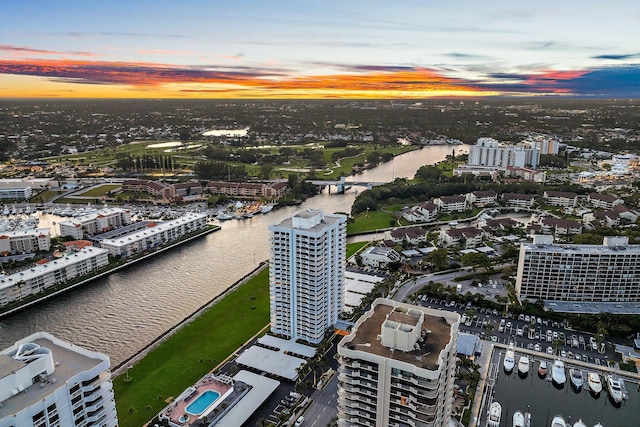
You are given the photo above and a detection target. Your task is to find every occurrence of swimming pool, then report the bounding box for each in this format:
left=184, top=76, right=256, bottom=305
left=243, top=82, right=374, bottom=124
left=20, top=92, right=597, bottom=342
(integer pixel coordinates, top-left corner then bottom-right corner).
left=185, top=390, right=221, bottom=416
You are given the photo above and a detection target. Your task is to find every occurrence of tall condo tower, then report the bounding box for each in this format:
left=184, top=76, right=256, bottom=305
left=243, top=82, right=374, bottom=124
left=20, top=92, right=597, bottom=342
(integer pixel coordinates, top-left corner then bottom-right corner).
left=0, top=332, right=118, bottom=427
left=337, top=298, right=460, bottom=427
left=269, top=209, right=346, bottom=344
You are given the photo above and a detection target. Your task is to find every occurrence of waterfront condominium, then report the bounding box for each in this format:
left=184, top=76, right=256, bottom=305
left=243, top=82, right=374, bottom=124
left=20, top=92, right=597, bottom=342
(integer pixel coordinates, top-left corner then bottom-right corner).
left=516, top=235, right=640, bottom=303
left=269, top=209, right=346, bottom=344
left=0, top=332, right=118, bottom=427
left=337, top=298, right=460, bottom=427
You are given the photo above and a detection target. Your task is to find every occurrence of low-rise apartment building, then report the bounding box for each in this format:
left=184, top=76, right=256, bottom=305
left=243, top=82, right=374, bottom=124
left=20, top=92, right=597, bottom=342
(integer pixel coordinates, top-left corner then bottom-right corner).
left=543, top=190, right=578, bottom=207
left=98, top=213, right=207, bottom=258
left=0, top=228, right=51, bottom=254
left=0, top=247, right=109, bottom=308
left=207, top=181, right=288, bottom=200
left=502, top=193, right=535, bottom=208
left=59, top=207, right=132, bottom=239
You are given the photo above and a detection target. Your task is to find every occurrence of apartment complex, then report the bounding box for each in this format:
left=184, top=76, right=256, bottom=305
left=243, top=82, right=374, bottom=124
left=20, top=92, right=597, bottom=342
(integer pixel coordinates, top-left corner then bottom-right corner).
left=0, top=228, right=51, bottom=254
left=59, top=208, right=132, bottom=239
left=337, top=298, right=460, bottom=427
left=269, top=209, right=346, bottom=344
left=516, top=235, right=640, bottom=302
left=207, top=181, right=288, bottom=200
left=0, top=247, right=109, bottom=308
left=98, top=213, right=207, bottom=258
left=468, top=137, right=540, bottom=169
left=0, top=332, right=118, bottom=427
left=0, top=187, right=32, bottom=200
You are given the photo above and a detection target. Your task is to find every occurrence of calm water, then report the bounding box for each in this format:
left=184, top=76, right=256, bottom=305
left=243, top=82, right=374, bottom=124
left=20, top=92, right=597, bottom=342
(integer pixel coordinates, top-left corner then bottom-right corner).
left=0, top=145, right=466, bottom=366
left=493, top=351, right=640, bottom=427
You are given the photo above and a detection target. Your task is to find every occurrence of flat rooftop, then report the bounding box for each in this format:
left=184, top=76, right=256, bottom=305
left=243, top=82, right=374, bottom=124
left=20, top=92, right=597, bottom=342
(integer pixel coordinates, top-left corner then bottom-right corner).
left=544, top=300, right=640, bottom=315
left=345, top=303, right=453, bottom=370
left=0, top=336, right=105, bottom=418
left=522, top=241, right=640, bottom=255
left=214, top=370, right=280, bottom=427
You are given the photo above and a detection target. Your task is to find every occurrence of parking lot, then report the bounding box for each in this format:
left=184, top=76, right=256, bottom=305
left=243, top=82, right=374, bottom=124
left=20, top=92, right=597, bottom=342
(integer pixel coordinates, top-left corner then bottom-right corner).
left=414, top=296, right=610, bottom=366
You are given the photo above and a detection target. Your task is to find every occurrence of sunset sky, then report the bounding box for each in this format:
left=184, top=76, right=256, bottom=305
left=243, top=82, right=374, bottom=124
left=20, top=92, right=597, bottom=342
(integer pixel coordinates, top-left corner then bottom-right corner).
left=1, top=0, right=639, bottom=99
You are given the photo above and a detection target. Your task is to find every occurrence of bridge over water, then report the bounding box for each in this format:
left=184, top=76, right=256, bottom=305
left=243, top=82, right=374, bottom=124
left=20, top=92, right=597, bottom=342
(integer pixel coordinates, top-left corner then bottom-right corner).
left=308, top=177, right=386, bottom=193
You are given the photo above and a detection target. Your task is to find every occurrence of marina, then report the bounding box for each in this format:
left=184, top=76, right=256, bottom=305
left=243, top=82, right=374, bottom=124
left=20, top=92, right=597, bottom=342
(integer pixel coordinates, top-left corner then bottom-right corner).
left=487, top=347, right=640, bottom=427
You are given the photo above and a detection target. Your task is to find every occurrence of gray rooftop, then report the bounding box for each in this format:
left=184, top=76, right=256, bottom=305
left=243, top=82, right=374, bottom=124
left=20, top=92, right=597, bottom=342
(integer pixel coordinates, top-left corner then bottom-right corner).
left=544, top=300, right=640, bottom=315
left=0, top=336, right=107, bottom=419
left=214, top=370, right=280, bottom=427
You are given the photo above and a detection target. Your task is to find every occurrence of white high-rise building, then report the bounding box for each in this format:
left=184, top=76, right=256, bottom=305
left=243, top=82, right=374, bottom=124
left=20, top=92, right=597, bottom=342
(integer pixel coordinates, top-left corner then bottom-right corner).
left=468, top=137, right=540, bottom=169
left=337, top=298, right=460, bottom=427
left=0, top=332, right=118, bottom=427
left=269, top=209, right=346, bottom=344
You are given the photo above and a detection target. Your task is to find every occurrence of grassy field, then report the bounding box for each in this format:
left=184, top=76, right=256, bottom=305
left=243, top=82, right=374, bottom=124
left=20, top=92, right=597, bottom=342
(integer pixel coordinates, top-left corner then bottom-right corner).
left=113, top=267, right=270, bottom=427
left=77, top=184, right=121, bottom=197
left=346, top=241, right=369, bottom=259
left=30, top=189, right=64, bottom=203
left=347, top=210, right=396, bottom=235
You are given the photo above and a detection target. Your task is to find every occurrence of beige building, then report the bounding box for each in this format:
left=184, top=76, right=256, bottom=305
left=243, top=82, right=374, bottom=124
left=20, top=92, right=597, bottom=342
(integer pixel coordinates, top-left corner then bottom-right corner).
left=337, top=298, right=460, bottom=427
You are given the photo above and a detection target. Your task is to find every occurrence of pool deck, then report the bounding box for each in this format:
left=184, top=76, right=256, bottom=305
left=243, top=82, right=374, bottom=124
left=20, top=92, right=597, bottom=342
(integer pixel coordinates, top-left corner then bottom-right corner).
left=161, top=375, right=233, bottom=426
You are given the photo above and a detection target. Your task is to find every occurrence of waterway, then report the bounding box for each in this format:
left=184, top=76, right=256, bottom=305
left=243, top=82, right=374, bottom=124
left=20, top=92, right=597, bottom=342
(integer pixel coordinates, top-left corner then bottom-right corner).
left=0, top=144, right=467, bottom=365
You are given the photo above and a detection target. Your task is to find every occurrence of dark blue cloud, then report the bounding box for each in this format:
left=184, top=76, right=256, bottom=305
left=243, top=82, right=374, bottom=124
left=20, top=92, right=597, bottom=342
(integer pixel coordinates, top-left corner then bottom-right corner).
left=592, top=53, right=640, bottom=60
left=561, top=66, right=640, bottom=97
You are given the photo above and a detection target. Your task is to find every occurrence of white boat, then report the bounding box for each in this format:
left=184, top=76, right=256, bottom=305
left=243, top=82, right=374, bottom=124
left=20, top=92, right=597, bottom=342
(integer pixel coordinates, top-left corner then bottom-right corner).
left=606, top=375, right=624, bottom=404
left=503, top=345, right=515, bottom=372
left=259, top=203, right=276, bottom=214
left=551, top=360, right=566, bottom=386
left=619, top=377, right=629, bottom=400
left=538, top=360, right=548, bottom=377
left=216, top=212, right=233, bottom=221
left=513, top=410, right=525, bottom=427
left=593, top=423, right=604, bottom=427
left=551, top=415, right=566, bottom=427
left=487, top=401, right=502, bottom=427
left=570, top=368, right=584, bottom=390
left=518, top=355, right=530, bottom=375
left=587, top=372, right=602, bottom=395
left=572, top=420, right=587, bottom=427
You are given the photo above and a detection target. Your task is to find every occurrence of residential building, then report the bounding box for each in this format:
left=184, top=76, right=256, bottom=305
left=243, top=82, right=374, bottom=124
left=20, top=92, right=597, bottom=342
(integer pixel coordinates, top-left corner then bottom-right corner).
left=516, top=235, right=640, bottom=303
left=207, top=181, right=288, bottom=200
left=466, top=190, right=497, bottom=207
left=359, top=247, right=402, bottom=269
left=0, top=228, right=51, bottom=254
left=502, top=193, right=535, bottom=209
left=98, top=213, right=207, bottom=258
left=504, top=166, right=547, bottom=183
left=433, top=195, right=467, bottom=213
left=543, top=190, right=578, bottom=207
left=0, top=247, right=109, bottom=308
left=524, top=135, right=560, bottom=155
left=172, top=181, right=203, bottom=197
left=587, top=193, right=623, bottom=210
left=385, top=227, right=427, bottom=245
left=541, top=217, right=583, bottom=235
left=59, top=208, right=132, bottom=239
left=401, top=202, right=438, bottom=223
left=0, top=187, right=32, bottom=200
left=122, top=179, right=173, bottom=199
left=468, top=137, right=540, bottom=169
left=590, top=205, right=639, bottom=227
left=440, top=226, right=483, bottom=248
left=269, top=209, right=346, bottom=344
left=337, top=298, right=460, bottom=427
left=0, top=332, right=118, bottom=427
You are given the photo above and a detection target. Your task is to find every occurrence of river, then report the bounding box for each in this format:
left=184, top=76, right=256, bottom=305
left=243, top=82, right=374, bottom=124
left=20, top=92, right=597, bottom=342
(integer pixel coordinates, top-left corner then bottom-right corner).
left=0, top=144, right=467, bottom=365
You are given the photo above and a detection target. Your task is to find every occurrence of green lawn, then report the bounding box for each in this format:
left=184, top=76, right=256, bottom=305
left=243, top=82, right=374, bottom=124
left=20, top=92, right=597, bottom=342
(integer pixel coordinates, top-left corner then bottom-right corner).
left=347, top=210, right=396, bottom=235
left=30, top=189, right=64, bottom=203
left=77, top=184, right=121, bottom=197
left=113, top=267, right=270, bottom=427
left=346, top=241, right=369, bottom=259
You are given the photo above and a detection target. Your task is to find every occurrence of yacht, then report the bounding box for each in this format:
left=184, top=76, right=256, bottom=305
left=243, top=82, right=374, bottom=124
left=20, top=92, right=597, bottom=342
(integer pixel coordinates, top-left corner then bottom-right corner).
left=572, top=420, right=587, bottom=427
left=570, top=368, right=584, bottom=390
left=606, top=375, right=624, bottom=404
left=551, top=360, right=566, bottom=386
left=593, top=423, right=604, bottom=427
left=551, top=415, right=566, bottom=427
left=518, top=355, right=530, bottom=376
left=503, top=345, right=515, bottom=372
left=513, top=410, right=525, bottom=427
left=538, top=360, right=548, bottom=377
left=619, top=377, right=629, bottom=400
left=216, top=212, right=233, bottom=221
left=587, top=372, right=602, bottom=395
left=259, top=203, right=276, bottom=214
left=487, top=401, right=502, bottom=427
